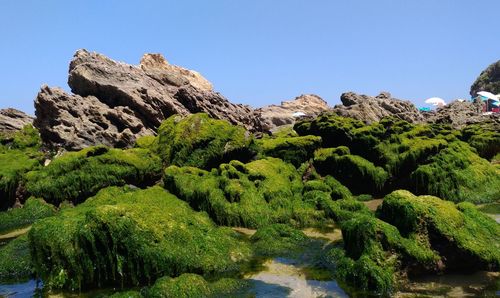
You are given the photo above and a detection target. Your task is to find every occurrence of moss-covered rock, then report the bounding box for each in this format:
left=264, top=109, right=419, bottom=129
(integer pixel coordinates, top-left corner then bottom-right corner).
left=0, top=125, right=44, bottom=210
left=25, top=146, right=162, bottom=205
left=29, top=186, right=251, bottom=290
left=0, top=234, right=32, bottom=282
left=0, top=198, right=55, bottom=234
left=250, top=224, right=309, bottom=257
left=460, top=123, right=500, bottom=160
left=256, top=135, right=322, bottom=167
left=377, top=190, right=500, bottom=271
left=147, top=274, right=249, bottom=298
left=313, top=147, right=388, bottom=194
left=410, top=141, right=500, bottom=203
left=155, top=113, right=254, bottom=169
left=164, top=158, right=324, bottom=228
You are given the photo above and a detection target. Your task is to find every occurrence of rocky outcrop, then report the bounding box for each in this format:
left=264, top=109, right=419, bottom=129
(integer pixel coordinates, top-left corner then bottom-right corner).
left=330, top=92, right=424, bottom=124
left=256, top=94, right=330, bottom=131
left=470, top=60, right=500, bottom=96
left=34, top=50, right=260, bottom=150
left=423, top=99, right=499, bottom=129
left=0, top=108, right=34, bottom=135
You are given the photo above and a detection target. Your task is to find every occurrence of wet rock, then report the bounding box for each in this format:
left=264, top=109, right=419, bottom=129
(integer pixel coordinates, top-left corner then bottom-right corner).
left=256, top=94, right=330, bottom=131
left=0, top=109, right=33, bottom=136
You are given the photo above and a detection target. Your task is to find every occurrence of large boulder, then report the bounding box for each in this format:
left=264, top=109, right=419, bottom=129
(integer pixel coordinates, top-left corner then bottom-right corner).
left=423, top=99, right=499, bottom=129
left=0, top=108, right=34, bottom=136
left=256, top=94, right=330, bottom=131
left=331, top=92, right=424, bottom=124
left=34, top=50, right=260, bottom=150
left=470, top=60, right=500, bottom=96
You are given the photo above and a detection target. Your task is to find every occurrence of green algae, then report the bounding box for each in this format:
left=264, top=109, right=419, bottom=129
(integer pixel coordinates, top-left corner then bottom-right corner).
left=25, top=146, right=163, bottom=205
left=0, top=234, right=32, bottom=283
left=0, top=198, right=55, bottom=234
left=256, top=134, right=322, bottom=167
left=155, top=113, right=254, bottom=169
left=250, top=224, right=309, bottom=257
left=28, top=186, right=251, bottom=290
left=164, top=158, right=325, bottom=228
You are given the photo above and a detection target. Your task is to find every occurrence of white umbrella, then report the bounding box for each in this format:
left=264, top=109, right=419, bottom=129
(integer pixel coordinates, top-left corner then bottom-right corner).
left=425, top=97, right=446, bottom=106
left=292, top=112, right=306, bottom=118
left=477, top=91, right=499, bottom=101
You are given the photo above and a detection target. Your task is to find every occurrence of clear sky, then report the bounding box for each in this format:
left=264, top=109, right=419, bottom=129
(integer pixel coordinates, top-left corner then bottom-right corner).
left=1, top=0, right=499, bottom=115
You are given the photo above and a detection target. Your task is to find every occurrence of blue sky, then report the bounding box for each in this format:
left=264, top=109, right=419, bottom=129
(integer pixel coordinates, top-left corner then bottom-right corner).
left=1, top=1, right=499, bottom=114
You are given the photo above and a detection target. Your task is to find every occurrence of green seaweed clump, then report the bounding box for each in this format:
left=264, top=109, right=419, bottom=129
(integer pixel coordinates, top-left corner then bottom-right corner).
left=29, top=186, right=251, bottom=290
left=313, top=147, right=388, bottom=194
left=155, top=113, right=254, bottom=169
left=164, top=158, right=324, bottom=228
left=0, top=198, right=55, bottom=234
left=410, top=141, right=500, bottom=203
left=0, top=235, right=32, bottom=282
left=256, top=134, right=322, bottom=167
left=25, top=146, right=163, bottom=205
left=250, top=224, right=309, bottom=257
left=147, top=274, right=249, bottom=298
left=0, top=125, right=44, bottom=210
left=460, top=123, right=500, bottom=160
left=377, top=190, right=500, bottom=271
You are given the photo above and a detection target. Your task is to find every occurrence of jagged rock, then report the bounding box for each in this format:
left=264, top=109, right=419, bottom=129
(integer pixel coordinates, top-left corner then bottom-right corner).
left=34, top=86, right=152, bottom=150
left=35, top=50, right=260, bottom=150
left=256, top=94, right=330, bottom=131
left=0, top=109, right=34, bottom=135
left=470, top=60, right=500, bottom=96
left=330, top=92, right=424, bottom=124
left=424, top=99, right=500, bottom=129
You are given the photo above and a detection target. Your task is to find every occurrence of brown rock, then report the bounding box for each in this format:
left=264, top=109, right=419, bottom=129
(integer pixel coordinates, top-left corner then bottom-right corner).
left=0, top=108, right=34, bottom=135
left=256, top=94, right=330, bottom=131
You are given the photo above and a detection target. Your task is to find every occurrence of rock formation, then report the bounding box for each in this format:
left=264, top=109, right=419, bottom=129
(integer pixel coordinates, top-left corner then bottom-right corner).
left=424, top=99, right=499, bottom=129
left=256, top=94, right=330, bottom=131
left=0, top=108, right=34, bottom=136
left=470, top=60, right=500, bottom=96
left=330, top=92, right=424, bottom=124
left=35, top=49, right=260, bottom=150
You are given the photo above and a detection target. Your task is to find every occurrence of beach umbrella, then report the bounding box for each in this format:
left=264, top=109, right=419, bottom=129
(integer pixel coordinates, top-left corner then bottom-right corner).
left=492, top=101, right=500, bottom=107
left=477, top=91, right=499, bottom=101
left=292, top=112, right=306, bottom=117
left=425, top=97, right=446, bottom=106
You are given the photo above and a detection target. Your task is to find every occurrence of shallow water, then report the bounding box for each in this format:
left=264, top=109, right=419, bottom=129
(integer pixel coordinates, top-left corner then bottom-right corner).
left=0, top=279, right=41, bottom=298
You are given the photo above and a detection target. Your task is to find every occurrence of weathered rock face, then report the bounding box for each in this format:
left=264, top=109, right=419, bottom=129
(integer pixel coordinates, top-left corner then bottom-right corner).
left=0, top=108, right=34, bottom=135
left=35, top=49, right=260, bottom=150
left=423, top=99, right=499, bottom=129
left=256, top=94, right=330, bottom=131
left=330, top=92, right=424, bottom=124
left=470, top=60, right=500, bottom=96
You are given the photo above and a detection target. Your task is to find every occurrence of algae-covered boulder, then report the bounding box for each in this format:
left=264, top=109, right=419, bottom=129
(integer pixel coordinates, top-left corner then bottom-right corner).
left=29, top=186, right=251, bottom=290
left=377, top=190, right=500, bottom=271
left=410, top=141, right=500, bottom=203
left=0, top=235, right=32, bottom=282
left=156, top=113, right=254, bottom=169
left=313, top=147, right=388, bottom=194
left=460, top=123, right=500, bottom=160
left=0, top=125, right=43, bottom=210
left=256, top=135, right=322, bottom=167
left=164, top=158, right=324, bottom=228
left=25, top=146, right=163, bottom=205
left=147, top=274, right=249, bottom=298
left=0, top=198, right=55, bottom=234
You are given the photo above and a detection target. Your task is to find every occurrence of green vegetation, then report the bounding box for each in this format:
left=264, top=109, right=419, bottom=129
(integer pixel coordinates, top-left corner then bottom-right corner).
left=147, top=274, right=249, bottom=298
left=250, top=224, right=309, bottom=257
left=377, top=190, right=500, bottom=271
left=460, top=123, right=500, bottom=160
left=256, top=134, right=322, bottom=166
left=0, top=235, right=32, bottom=282
left=0, top=198, right=55, bottom=234
left=164, top=158, right=325, bottom=228
left=29, top=186, right=251, bottom=290
left=478, top=202, right=500, bottom=214
left=314, top=147, right=388, bottom=194
left=25, top=146, right=162, bottom=205
left=0, top=125, right=43, bottom=210
left=155, top=113, right=254, bottom=169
